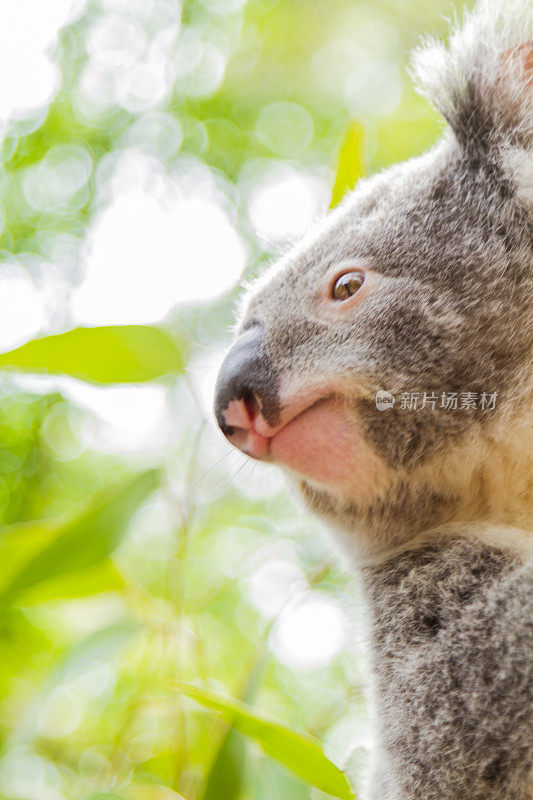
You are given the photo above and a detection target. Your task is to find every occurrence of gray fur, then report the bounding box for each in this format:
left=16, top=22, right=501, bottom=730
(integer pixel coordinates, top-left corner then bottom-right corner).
left=217, top=1, right=533, bottom=796
left=364, top=534, right=532, bottom=800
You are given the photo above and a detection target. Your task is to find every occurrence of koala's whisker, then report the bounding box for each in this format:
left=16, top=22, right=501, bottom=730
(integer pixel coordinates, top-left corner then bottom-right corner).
left=191, top=450, right=234, bottom=489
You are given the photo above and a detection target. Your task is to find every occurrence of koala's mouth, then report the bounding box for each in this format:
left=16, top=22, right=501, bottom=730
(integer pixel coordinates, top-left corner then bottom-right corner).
left=221, top=391, right=329, bottom=461
left=214, top=325, right=379, bottom=486
left=221, top=392, right=370, bottom=487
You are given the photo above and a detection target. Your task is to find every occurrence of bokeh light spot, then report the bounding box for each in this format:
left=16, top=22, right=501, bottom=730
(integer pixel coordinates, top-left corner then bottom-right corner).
left=272, top=594, right=348, bottom=671
left=72, top=184, right=247, bottom=324
left=0, top=266, right=45, bottom=350
left=255, top=102, right=314, bottom=157
left=344, top=60, right=403, bottom=119
left=0, top=0, right=82, bottom=119
left=247, top=164, right=327, bottom=244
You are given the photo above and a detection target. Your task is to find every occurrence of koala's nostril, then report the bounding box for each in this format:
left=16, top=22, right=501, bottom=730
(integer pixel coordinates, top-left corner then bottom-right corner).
left=241, top=388, right=260, bottom=423
left=214, top=324, right=279, bottom=437
left=220, top=421, right=235, bottom=437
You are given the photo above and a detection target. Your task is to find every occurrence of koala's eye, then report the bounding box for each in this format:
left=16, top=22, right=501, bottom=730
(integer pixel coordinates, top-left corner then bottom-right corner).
left=332, top=271, right=365, bottom=301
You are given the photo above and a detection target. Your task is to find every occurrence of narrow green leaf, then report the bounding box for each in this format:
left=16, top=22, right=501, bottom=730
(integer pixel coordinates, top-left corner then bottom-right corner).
left=0, top=521, right=59, bottom=589
left=199, top=650, right=266, bottom=800
left=0, top=470, right=159, bottom=603
left=14, top=560, right=125, bottom=604
left=201, top=728, right=246, bottom=800
left=0, top=522, right=125, bottom=601
left=181, top=685, right=355, bottom=799
left=0, top=325, right=186, bottom=384
left=330, top=122, right=365, bottom=208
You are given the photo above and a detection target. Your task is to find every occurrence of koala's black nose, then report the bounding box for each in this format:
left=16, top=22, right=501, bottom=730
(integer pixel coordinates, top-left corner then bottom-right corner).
left=214, top=325, right=279, bottom=437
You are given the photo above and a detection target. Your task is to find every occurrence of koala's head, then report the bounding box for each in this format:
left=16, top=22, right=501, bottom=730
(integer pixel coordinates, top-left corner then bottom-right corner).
left=214, top=1, right=533, bottom=557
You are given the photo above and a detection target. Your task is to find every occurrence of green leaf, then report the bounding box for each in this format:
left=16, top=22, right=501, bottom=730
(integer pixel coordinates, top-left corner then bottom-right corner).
left=0, top=470, right=159, bottom=604
left=181, top=685, right=355, bottom=799
left=13, top=560, right=125, bottom=604
left=0, top=325, right=186, bottom=384
left=0, top=521, right=59, bottom=589
left=201, top=728, right=246, bottom=800
left=199, top=651, right=265, bottom=800
left=330, top=122, right=366, bottom=208
left=0, top=521, right=125, bottom=601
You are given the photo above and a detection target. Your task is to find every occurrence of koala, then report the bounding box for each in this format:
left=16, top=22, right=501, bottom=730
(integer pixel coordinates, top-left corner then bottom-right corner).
left=214, top=1, right=533, bottom=798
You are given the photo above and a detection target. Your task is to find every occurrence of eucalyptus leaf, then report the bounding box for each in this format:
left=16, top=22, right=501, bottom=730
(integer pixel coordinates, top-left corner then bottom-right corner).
left=0, top=470, right=159, bottom=603
left=200, top=729, right=246, bottom=800
left=199, top=649, right=266, bottom=800
left=0, top=325, right=186, bottom=384
left=181, top=684, right=355, bottom=799
left=330, top=122, right=366, bottom=208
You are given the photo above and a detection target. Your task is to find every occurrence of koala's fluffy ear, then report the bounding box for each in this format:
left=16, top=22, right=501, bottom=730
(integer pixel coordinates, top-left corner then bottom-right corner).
left=411, top=0, right=533, bottom=156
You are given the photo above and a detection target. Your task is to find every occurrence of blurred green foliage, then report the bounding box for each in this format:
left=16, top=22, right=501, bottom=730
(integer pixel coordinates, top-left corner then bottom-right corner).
left=0, top=0, right=470, bottom=798
left=330, top=124, right=365, bottom=209
left=0, top=326, right=186, bottom=384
